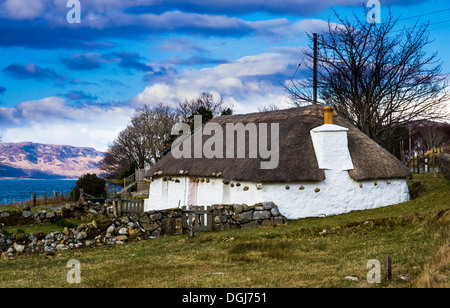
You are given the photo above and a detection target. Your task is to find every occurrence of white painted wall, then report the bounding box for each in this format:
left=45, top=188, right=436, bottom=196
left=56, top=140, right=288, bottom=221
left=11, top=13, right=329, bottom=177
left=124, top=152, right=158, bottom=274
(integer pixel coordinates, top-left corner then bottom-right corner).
left=144, top=122, right=410, bottom=218
left=144, top=174, right=410, bottom=219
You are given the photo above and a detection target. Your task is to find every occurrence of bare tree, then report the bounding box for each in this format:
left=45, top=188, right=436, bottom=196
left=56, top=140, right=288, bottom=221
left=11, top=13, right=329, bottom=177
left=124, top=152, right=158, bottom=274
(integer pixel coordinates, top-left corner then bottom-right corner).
left=100, top=93, right=233, bottom=178
left=178, top=92, right=232, bottom=127
left=286, top=8, right=450, bottom=150
left=99, top=103, right=180, bottom=177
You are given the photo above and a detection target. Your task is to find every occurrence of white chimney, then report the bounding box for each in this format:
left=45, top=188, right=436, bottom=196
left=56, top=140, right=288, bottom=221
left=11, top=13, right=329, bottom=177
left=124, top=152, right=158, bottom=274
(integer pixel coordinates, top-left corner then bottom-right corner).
left=310, top=107, right=354, bottom=171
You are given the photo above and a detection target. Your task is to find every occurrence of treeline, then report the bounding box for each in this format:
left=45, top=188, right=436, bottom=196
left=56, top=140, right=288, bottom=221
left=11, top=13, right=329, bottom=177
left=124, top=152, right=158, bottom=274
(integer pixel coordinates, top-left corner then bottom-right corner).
left=99, top=93, right=233, bottom=179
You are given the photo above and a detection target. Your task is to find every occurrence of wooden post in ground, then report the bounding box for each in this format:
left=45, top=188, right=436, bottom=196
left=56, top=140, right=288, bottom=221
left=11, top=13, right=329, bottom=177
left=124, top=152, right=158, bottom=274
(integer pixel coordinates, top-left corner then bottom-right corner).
left=112, top=201, right=118, bottom=217
left=188, top=224, right=195, bottom=239
left=32, top=192, right=37, bottom=207
left=44, top=193, right=47, bottom=206
left=384, top=255, right=392, bottom=281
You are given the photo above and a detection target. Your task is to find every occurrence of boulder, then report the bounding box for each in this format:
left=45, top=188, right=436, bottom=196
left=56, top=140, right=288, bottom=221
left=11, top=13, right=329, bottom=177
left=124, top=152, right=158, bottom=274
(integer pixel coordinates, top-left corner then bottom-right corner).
left=253, top=211, right=271, bottom=220
left=437, top=153, right=450, bottom=179
left=232, top=211, right=252, bottom=224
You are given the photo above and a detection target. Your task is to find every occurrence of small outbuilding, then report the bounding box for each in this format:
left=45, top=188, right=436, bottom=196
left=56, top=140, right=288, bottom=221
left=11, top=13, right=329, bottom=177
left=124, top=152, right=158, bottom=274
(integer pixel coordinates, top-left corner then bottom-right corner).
left=144, top=105, right=410, bottom=219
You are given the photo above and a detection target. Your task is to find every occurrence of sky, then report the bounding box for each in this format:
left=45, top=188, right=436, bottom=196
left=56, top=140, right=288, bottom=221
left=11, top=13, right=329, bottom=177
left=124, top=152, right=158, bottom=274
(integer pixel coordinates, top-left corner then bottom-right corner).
left=0, top=0, right=449, bottom=152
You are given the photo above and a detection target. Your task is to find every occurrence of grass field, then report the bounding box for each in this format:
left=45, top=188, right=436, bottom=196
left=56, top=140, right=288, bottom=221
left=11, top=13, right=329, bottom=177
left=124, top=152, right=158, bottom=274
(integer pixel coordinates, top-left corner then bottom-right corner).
left=0, top=173, right=448, bottom=288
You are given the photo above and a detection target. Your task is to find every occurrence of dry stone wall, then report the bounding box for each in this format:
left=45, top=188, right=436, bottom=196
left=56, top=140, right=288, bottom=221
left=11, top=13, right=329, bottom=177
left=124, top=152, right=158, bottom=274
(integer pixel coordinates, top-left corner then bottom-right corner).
left=0, top=201, right=287, bottom=259
left=212, top=202, right=286, bottom=231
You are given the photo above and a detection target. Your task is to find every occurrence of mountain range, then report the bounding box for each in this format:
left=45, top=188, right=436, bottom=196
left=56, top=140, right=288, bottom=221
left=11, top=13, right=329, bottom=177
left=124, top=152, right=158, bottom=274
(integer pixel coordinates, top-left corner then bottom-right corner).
left=0, top=142, right=106, bottom=179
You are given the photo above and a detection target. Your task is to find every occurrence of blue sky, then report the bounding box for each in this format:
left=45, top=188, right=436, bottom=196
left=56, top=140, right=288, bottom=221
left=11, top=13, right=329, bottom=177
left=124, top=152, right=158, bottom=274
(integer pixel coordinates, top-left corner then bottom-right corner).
left=0, top=0, right=449, bottom=151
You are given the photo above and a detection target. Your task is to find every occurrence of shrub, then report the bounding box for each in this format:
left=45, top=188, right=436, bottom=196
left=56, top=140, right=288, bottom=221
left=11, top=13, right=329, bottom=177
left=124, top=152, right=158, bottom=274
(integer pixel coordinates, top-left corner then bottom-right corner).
left=72, top=173, right=107, bottom=201
left=55, top=220, right=77, bottom=229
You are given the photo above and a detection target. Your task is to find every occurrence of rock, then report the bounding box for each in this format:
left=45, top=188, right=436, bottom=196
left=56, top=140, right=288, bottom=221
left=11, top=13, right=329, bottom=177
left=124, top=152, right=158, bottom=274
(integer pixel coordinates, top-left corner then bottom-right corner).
left=399, top=274, right=411, bottom=281
left=56, top=244, right=67, bottom=251
left=270, top=207, right=280, bottom=217
left=118, top=228, right=128, bottom=235
left=214, top=215, right=227, bottom=224
left=119, top=216, right=130, bottom=224
left=106, top=224, right=115, bottom=235
left=14, top=244, right=25, bottom=253
left=44, top=246, right=54, bottom=253
left=232, top=204, right=243, bottom=214
left=150, top=213, right=162, bottom=221
left=345, top=276, right=359, bottom=281
left=0, top=211, right=10, bottom=218
left=253, top=211, right=271, bottom=220
left=232, top=211, right=252, bottom=224
left=75, top=232, right=87, bottom=240
left=63, top=227, right=70, bottom=236
left=85, top=240, right=95, bottom=247
left=273, top=216, right=285, bottom=225
left=241, top=221, right=260, bottom=229
left=115, top=235, right=128, bottom=241
left=139, top=216, right=150, bottom=223
left=22, top=211, right=33, bottom=218
left=437, top=153, right=450, bottom=179
left=141, top=222, right=159, bottom=232
left=262, top=202, right=275, bottom=210
left=128, top=229, right=142, bottom=239
left=91, top=220, right=98, bottom=229
left=261, top=219, right=272, bottom=227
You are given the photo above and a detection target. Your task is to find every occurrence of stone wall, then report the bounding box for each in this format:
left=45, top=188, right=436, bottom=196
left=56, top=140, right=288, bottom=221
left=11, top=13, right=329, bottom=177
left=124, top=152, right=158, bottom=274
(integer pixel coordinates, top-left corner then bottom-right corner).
left=0, top=202, right=287, bottom=259
left=212, top=202, right=286, bottom=231
left=0, top=208, right=182, bottom=259
left=0, top=202, right=108, bottom=227
left=438, top=153, right=450, bottom=179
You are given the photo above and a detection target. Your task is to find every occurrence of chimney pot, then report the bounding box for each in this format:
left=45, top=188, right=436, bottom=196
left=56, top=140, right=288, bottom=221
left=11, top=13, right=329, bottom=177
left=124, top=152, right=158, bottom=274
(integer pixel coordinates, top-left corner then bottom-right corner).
left=324, top=106, right=334, bottom=125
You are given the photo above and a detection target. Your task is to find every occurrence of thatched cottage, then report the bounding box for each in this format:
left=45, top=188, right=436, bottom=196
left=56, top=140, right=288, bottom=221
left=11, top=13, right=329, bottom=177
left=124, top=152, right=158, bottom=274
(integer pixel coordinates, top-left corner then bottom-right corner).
left=144, top=105, right=410, bottom=219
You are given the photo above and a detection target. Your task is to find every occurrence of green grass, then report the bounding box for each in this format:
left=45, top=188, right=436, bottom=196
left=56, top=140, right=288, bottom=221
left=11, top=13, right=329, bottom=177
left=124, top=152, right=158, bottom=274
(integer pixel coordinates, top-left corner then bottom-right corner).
left=0, top=173, right=448, bottom=288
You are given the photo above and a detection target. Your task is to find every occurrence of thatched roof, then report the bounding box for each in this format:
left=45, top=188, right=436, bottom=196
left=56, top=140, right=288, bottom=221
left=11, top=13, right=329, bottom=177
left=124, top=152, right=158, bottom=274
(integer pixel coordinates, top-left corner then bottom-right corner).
left=148, top=105, right=410, bottom=182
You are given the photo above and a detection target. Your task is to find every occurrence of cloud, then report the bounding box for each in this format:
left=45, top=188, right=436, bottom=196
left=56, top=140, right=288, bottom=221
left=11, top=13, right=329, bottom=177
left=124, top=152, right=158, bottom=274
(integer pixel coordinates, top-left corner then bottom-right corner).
left=64, top=91, right=98, bottom=101
left=165, top=56, right=230, bottom=66
left=124, top=0, right=427, bottom=16
left=158, top=38, right=207, bottom=53
left=112, top=51, right=154, bottom=72
left=62, top=53, right=110, bottom=71
left=0, top=96, right=133, bottom=151
left=2, top=0, right=49, bottom=20
left=134, top=49, right=302, bottom=112
left=62, top=51, right=154, bottom=72
left=2, top=63, right=67, bottom=82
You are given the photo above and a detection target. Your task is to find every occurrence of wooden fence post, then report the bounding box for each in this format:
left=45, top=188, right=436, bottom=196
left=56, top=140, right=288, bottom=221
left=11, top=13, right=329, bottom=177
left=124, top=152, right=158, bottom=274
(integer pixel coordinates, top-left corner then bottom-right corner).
left=32, top=192, right=37, bottom=207
left=44, top=193, right=47, bottom=206
left=384, top=255, right=392, bottom=281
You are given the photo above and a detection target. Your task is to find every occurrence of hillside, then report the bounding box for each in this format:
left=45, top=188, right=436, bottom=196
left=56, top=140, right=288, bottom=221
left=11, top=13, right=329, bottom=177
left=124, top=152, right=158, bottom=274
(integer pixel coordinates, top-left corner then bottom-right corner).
left=0, top=173, right=448, bottom=288
left=0, top=142, right=105, bottom=179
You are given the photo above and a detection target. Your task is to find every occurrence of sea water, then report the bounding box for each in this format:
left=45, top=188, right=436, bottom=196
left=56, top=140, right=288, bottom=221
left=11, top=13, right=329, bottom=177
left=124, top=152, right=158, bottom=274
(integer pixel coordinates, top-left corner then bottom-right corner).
left=0, top=179, right=77, bottom=205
